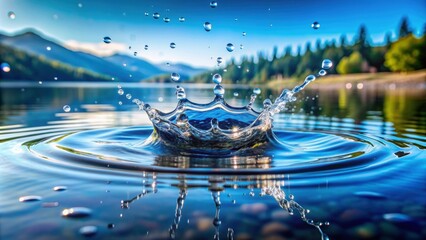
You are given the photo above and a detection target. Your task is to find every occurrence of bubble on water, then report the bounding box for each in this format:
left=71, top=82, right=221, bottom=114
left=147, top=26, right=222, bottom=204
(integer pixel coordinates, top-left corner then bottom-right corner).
left=322, top=59, right=333, bottom=69
left=253, top=88, right=261, bottom=95
left=153, top=13, right=160, bottom=19
left=318, top=69, right=327, bottom=76
left=216, top=57, right=223, bottom=64
left=210, top=1, right=218, bottom=8
left=133, top=52, right=137, bottom=56
left=204, top=22, right=212, bottom=32
left=240, top=44, right=244, bottom=49
left=46, top=46, right=51, bottom=51
left=179, top=17, right=185, bottom=22
left=1, top=63, right=11, bottom=72
left=63, top=105, right=71, bottom=112
left=126, top=94, right=132, bottom=100
left=144, top=12, right=149, bottom=16
left=62, top=207, right=92, bottom=218
left=233, top=92, right=239, bottom=97
left=103, top=36, right=112, bottom=44
left=170, top=42, right=176, bottom=49
left=171, top=72, right=180, bottom=82
left=163, top=17, right=170, bottom=23
left=305, top=75, right=316, bottom=82
left=79, top=226, right=97, bottom=237
left=144, top=45, right=149, bottom=50
left=311, top=21, right=320, bottom=29
left=53, top=186, right=67, bottom=191
left=226, top=43, right=234, bottom=52
left=19, top=195, right=42, bottom=202
left=8, top=11, right=16, bottom=20
left=212, top=73, right=222, bottom=84
left=242, top=32, right=247, bottom=36
left=118, top=89, right=124, bottom=95
left=77, top=3, right=83, bottom=8
left=214, top=85, right=225, bottom=96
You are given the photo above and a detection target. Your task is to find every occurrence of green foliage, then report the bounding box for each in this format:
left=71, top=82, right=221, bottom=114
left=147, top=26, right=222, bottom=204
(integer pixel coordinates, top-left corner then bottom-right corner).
left=385, top=35, right=426, bottom=72
left=337, top=51, right=364, bottom=74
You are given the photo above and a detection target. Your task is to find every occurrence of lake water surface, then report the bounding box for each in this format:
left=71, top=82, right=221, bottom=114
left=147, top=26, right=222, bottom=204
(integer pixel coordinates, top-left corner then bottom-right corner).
left=0, top=82, right=425, bottom=240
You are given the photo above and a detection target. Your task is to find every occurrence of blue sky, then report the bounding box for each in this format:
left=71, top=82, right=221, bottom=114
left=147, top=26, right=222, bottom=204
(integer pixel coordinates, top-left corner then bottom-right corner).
left=1, top=0, right=425, bottom=68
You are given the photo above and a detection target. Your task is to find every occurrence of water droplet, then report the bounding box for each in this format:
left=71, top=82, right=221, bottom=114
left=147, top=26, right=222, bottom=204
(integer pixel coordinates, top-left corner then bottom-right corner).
left=77, top=3, right=83, bottom=8
left=134, top=52, right=137, bottom=56
left=46, top=46, right=51, bottom=51
left=63, top=105, right=71, bottom=112
left=79, top=226, right=97, bottom=237
left=126, top=94, right=132, bottom=100
left=118, top=101, right=122, bottom=105
left=8, top=11, right=16, bottom=20
left=212, top=73, right=222, bottom=84
left=239, top=44, right=244, bottom=49
left=213, top=85, right=225, bottom=96
left=171, top=72, right=180, bottom=82
left=210, top=1, right=218, bottom=8
left=216, top=57, right=223, bottom=64
left=118, top=89, right=124, bottom=95
left=144, top=45, right=149, bottom=50
left=232, top=200, right=236, bottom=204
left=311, top=21, right=320, bottom=29
left=19, top=195, right=42, bottom=202
left=204, top=22, right=212, bottom=32
left=103, top=36, right=112, bottom=44
left=226, top=43, right=234, bottom=52
left=43, top=202, right=59, bottom=208
left=62, top=207, right=92, bottom=218
left=305, top=75, right=316, bottom=82
left=153, top=13, right=160, bottom=19
left=318, top=69, right=327, bottom=76
left=322, top=59, right=333, bottom=69
left=253, top=88, right=261, bottom=94
left=1, top=63, right=11, bottom=72
left=53, top=186, right=67, bottom=191
left=289, top=194, right=294, bottom=200
left=170, top=42, right=176, bottom=49
left=233, top=92, right=239, bottom=97
left=242, top=32, right=247, bottom=36
left=158, top=97, right=164, bottom=102
left=249, top=192, right=255, bottom=197
left=54, top=77, right=58, bottom=80
left=144, top=12, right=149, bottom=16
left=108, top=223, right=115, bottom=229
left=163, top=17, right=170, bottom=23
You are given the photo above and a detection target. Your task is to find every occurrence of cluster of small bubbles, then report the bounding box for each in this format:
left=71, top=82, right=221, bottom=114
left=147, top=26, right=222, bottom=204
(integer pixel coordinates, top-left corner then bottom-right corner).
left=103, top=36, right=112, bottom=44
left=1, top=63, right=11, bottom=72
left=322, top=59, right=333, bottom=69
left=253, top=88, right=261, bottom=94
left=212, top=73, right=222, bottom=84
left=118, top=89, right=124, bottom=95
left=63, top=105, right=71, bottom=112
left=126, top=94, right=132, bottom=100
left=46, top=46, right=51, bottom=51
left=226, top=43, right=234, bottom=52
left=216, top=57, right=223, bottom=64
left=8, top=11, right=16, bottom=19
left=233, top=92, right=239, bottom=97
left=318, top=69, right=327, bottom=76
left=170, top=42, right=176, bottom=49
left=305, top=75, right=316, bottom=82
left=153, top=13, right=160, bottom=19
left=144, top=12, right=149, bottom=16
left=144, top=45, right=149, bottom=50
left=179, top=17, right=185, bottom=22
left=204, top=22, right=212, bottom=31
left=163, top=17, right=170, bottom=23
left=171, top=72, right=180, bottom=82
left=311, top=21, right=320, bottom=29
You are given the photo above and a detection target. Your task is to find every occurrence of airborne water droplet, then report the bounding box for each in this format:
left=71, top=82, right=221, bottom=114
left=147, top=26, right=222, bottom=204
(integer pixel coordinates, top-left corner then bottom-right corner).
left=103, top=36, right=112, bottom=44
left=126, top=94, right=132, bottom=100
left=163, top=17, right=170, bottom=23
left=233, top=92, right=239, bottom=97
left=210, top=1, right=218, bottom=8
left=144, top=12, right=149, bottom=16
left=79, top=226, right=97, bottom=237
left=144, top=45, right=149, bottom=50
left=8, top=11, right=16, bottom=20
left=212, top=73, right=222, bottom=84
left=53, top=186, right=67, bottom=191
left=46, top=46, right=51, bottom=51
left=171, top=72, right=180, bottom=82
left=216, top=57, right=223, bottom=64
left=253, top=88, right=261, bottom=95
left=322, top=59, right=333, bottom=69
left=134, top=52, right=137, bottom=56
left=153, top=13, right=160, bottom=19
left=311, top=21, right=320, bottom=29
left=118, top=89, right=124, bottom=95
left=204, top=22, right=212, bottom=32
left=226, top=43, right=234, bottom=52
left=213, top=85, right=225, bottom=96
left=240, top=44, right=244, bottom=49
left=62, top=207, right=92, bottom=218
left=1, top=63, right=11, bottom=72
left=170, top=42, right=176, bottom=49
left=305, top=75, right=316, bottom=82
left=242, top=32, right=247, bottom=36
left=318, top=69, right=327, bottom=76
left=19, top=195, right=42, bottom=202
left=179, top=17, right=185, bottom=22
left=63, top=105, right=71, bottom=112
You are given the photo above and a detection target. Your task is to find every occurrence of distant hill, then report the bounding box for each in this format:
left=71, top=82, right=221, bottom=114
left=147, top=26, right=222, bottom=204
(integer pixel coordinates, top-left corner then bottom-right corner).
left=0, top=30, right=206, bottom=82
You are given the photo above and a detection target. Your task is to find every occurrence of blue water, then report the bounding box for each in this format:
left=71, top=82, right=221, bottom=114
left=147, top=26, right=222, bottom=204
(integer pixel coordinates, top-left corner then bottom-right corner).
left=0, top=82, right=425, bottom=239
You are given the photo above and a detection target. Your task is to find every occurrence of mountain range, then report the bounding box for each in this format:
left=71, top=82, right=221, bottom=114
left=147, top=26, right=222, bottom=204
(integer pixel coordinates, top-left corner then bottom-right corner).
left=0, top=29, right=206, bottom=82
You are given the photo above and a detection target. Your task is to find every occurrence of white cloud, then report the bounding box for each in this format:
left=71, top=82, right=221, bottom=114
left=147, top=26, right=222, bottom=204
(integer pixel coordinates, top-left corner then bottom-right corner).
left=63, top=40, right=126, bottom=56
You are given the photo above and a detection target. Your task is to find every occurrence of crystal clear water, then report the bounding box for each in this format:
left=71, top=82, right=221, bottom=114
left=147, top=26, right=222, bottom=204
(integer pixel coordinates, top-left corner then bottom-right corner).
left=0, top=82, right=425, bottom=239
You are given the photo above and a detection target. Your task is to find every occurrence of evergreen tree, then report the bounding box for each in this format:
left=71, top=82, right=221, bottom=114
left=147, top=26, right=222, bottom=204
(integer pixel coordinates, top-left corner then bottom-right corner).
left=398, top=17, right=411, bottom=39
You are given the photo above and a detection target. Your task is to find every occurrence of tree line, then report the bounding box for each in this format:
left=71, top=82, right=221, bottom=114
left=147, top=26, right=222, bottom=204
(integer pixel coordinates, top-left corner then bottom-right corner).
left=191, top=17, right=426, bottom=84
